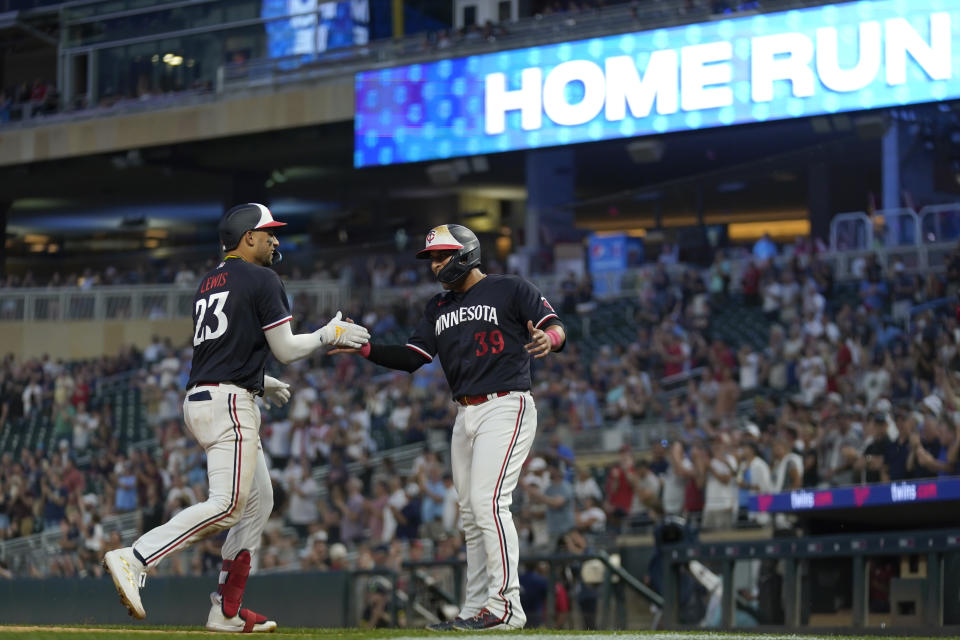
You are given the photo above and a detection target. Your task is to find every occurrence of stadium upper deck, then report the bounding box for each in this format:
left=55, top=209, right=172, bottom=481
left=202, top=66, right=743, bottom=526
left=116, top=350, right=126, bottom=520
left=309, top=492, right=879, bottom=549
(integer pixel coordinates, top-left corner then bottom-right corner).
left=1, top=0, right=840, bottom=163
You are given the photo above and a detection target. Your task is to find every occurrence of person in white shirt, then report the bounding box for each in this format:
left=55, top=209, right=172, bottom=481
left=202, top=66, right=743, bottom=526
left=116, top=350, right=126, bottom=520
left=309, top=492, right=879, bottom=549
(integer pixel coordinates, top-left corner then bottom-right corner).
left=289, top=380, right=318, bottom=423
left=762, top=278, right=781, bottom=321
left=771, top=438, right=803, bottom=493
left=266, top=419, right=293, bottom=468
left=703, top=438, right=738, bottom=530
left=861, top=354, right=891, bottom=409
left=738, top=442, right=773, bottom=525
left=738, top=345, right=760, bottom=391
left=662, top=442, right=695, bottom=517
left=381, top=476, right=408, bottom=544
left=630, top=461, right=662, bottom=516
left=573, top=466, right=602, bottom=508
left=576, top=496, right=607, bottom=533
left=441, top=473, right=459, bottom=533
left=798, top=342, right=827, bottom=406
left=165, top=475, right=197, bottom=518
left=286, top=464, right=319, bottom=537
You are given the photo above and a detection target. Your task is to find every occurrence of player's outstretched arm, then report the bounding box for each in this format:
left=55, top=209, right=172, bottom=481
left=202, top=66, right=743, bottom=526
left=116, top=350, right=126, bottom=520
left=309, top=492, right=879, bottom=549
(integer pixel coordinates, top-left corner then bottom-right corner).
left=525, top=320, right=565, bottom=359
left=265, top=311, right=370, bottom=364
left=329, top=342, right=429, bottom=373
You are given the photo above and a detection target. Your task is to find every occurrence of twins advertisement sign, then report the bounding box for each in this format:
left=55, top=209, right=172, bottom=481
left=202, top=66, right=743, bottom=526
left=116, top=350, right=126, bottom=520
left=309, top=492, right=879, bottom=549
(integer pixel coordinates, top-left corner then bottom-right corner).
left=749, top=477, right=960, bottom=513
left=354, top=0, right=960, bottom=167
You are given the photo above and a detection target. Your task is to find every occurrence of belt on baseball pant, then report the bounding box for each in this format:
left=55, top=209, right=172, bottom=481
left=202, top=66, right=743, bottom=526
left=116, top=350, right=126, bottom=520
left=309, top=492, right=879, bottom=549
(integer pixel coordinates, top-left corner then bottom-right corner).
left=187, top=382, right=256, bottom=401
left=455, top=391, right=512, bottom=406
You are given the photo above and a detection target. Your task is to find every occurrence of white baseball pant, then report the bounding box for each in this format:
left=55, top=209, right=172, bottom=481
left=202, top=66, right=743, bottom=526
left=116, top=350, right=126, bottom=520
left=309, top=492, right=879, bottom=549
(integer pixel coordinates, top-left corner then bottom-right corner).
left=451, top=391, right=537, bottom=628
left=133, top=384, right=273, bottom=568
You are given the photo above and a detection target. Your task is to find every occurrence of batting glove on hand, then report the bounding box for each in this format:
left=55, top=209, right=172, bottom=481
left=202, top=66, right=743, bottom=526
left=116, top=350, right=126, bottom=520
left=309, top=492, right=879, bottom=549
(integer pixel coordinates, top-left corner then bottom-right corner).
left=263, top=376, right=291, bottom=409
left=318, top=311, right=371, bottom=348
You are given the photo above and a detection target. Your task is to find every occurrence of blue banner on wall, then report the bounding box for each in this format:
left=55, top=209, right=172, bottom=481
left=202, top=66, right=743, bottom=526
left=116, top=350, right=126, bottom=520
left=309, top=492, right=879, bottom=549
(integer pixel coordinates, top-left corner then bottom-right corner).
left=587, top=233, right=643, bottom=295
left=749, top=476, right=960, bottom=513
left=355, top=0, right=960, bottom=167
left=263, top=0, right=369, bottom=62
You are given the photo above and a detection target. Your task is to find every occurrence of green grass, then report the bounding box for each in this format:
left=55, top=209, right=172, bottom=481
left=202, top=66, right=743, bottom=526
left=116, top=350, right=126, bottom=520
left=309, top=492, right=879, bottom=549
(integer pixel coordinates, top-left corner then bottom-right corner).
left=0, top=628, right=952, bottom=640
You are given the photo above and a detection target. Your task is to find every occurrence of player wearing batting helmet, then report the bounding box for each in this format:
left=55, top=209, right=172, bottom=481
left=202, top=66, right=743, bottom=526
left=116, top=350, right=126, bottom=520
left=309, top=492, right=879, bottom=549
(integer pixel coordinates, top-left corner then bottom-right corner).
left=332, top=223, right=566, bottom=630
left=104, top=203, right=371, bottom=632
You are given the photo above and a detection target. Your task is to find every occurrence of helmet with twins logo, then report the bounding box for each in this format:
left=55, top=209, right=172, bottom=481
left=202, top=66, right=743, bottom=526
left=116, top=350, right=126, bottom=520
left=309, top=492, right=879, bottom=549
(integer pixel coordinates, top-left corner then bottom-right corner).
left=416, top=224, right=481, bottom=284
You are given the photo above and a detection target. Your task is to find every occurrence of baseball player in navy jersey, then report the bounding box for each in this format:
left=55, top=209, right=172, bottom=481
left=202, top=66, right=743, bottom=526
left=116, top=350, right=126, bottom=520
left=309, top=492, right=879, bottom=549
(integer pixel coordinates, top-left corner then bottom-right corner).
left=332, top=224, right=566, bottom=631
left=103, top=203, right=370, bottom=632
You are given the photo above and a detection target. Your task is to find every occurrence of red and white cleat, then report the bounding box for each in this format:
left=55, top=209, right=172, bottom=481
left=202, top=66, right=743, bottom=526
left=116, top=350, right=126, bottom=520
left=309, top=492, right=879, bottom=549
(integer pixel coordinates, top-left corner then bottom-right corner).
left=205, top=592, right=277, bottom=633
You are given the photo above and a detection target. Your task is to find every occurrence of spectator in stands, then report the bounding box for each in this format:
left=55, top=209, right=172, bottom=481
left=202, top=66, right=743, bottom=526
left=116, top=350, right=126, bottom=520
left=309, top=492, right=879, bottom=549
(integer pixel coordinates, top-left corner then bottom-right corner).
left=702, top=437, right=737, bottom=530
left=822, top=411, right=863, bottom=487
left=395, top=482, right=422, bottom=541
left=737, top=439, right=771, bottom=522
left=859, top=258, right=889, bottom=313
left=114, top=459, right=138, bottom=513
left=885, top=411, right=915, bottom=481
left=340, top=477, right=368, bottom=544
left=519, top=562, right=549, bottom=628
left=770, top=436, right=802, bottom=493
left=286, top=463, right=319, bottom=539
left=140, top=484, right=165, bottom=534
left=418, top=464, right=445, bottom=540
left=752, top=233, right=777, bottom=264
left=164, top=474, right=196, bottom=519
left=41, top=471, right=68, bottom=532
left=535, top=463, right=582, bottom=552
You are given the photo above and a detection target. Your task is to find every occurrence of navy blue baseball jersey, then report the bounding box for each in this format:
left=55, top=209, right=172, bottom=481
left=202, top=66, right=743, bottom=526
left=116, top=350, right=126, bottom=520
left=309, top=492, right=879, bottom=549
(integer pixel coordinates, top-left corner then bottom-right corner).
left=186, top=256, right=291, bottom=394
left=405, top=274, right=562, bottom=397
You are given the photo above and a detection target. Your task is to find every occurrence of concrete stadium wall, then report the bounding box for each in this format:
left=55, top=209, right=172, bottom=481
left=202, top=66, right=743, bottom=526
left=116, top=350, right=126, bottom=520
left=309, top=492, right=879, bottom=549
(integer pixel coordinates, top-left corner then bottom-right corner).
left=0, top=571, right=350, bottom=626
left=0, top=78, right=353, bottom=167
left=0, top=318, right=191, bottom=360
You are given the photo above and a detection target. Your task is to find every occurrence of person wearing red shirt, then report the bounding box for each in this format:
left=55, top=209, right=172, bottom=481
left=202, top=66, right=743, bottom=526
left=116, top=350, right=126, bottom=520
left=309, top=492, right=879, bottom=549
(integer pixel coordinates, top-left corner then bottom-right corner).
left=604, top=448, right=635, bottom=530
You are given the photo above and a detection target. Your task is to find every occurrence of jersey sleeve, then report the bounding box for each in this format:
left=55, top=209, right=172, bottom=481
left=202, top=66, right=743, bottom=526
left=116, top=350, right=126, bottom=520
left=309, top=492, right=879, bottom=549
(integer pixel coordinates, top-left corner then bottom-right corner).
left=515, top=278, right=561, bottom=329
left=256, top=270, right=292, bottom=331
left=405, top=298, right=439, bottom=362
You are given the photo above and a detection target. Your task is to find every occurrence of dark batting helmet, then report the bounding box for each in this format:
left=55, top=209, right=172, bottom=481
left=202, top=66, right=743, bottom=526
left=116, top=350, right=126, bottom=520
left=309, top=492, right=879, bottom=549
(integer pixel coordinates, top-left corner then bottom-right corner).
left=416, top=224, right=481, bottom=284
left=218, top=203, right=286, bottom=263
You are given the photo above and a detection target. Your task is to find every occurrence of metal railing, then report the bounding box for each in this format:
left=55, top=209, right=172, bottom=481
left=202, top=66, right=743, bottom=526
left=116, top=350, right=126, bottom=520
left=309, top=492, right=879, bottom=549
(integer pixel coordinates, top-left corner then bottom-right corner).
left=346, top=550, right=659, bottom=629
left=0, top=510, right=140, bottom=577
left=0, top=280, right=347, bottom=322
left=311, top=442, right=424, bottom=492
left=662, top=528, right=957, bottom=629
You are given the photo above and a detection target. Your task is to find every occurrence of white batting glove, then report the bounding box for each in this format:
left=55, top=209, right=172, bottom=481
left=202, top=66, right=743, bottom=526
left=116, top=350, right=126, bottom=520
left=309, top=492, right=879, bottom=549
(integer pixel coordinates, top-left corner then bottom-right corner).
left=318, top=311, right=371, bottom=348
left=262, top=375, right=291, bottom=409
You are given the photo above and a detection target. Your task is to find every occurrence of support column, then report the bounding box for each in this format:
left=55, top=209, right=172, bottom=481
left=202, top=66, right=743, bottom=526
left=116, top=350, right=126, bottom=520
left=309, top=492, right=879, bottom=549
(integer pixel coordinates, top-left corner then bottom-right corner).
left=0, top=202, right=8, bottom=281
left=882, top=117, right=900, bottom=210
left=783, top=558, right=801, bottom=628
left=88, top=50, right=98, bottom=107
left=525, top=148, right=577, bottom=273
left=926, top=552, right=943, bottom=627
left=808, top=161, right=831, bottom=245
left=721, top=560, right=736, bottom=628
left=851, top=555, right=867, bottom=628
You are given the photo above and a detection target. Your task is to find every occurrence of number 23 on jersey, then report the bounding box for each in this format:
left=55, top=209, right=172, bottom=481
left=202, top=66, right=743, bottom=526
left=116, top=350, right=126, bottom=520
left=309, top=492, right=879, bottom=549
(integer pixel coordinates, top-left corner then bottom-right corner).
left=193, top=292, right=230, bottom=346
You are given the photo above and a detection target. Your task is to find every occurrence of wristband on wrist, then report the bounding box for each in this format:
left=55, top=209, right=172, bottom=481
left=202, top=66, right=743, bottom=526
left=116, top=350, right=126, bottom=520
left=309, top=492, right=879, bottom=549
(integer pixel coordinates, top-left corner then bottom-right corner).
left=545, top=327, right=562, bottom=349
left=359, top=343, right=371, bottom=358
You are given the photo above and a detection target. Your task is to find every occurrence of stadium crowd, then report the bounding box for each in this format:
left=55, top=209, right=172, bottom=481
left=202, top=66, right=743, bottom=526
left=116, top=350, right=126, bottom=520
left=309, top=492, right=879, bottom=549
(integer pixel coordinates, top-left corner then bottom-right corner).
left=2, top=237, right=960, bottom=598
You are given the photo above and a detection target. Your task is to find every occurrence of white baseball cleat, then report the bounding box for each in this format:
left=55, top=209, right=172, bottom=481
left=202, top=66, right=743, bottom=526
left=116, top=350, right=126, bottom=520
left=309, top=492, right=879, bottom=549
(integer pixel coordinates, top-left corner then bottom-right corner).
left=206, top=592, right=278, bottom=633
left=103, top=547, right=147, bottom=620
